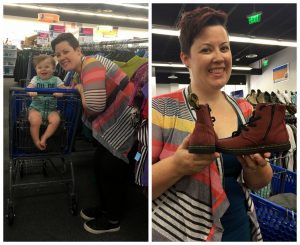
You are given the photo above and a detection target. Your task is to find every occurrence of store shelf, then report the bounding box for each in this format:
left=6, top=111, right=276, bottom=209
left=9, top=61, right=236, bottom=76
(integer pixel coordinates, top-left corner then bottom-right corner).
left=3, top=45, right=17, bottom=77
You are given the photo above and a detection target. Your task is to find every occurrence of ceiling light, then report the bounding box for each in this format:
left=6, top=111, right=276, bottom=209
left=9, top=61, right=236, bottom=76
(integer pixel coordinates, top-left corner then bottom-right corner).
left=152, top=63, right=185, bottom=68
left=103, top=3, right=148, bottom=10
left=152, top=28, right=296, bottom=47
left=245, top=54, right=258, bottom=58
left=4, top=3, right=148, bottom=22
left=232, top=66, right=252, bottom=71
left=153, top=63, right=252, bottom=71
left=168, top=74, right=178, bottom=79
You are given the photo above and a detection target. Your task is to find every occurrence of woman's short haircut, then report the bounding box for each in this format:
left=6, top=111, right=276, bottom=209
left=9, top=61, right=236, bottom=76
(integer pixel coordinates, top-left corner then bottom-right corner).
left=51, top=32, right=80, bottom=51
left=33, top=54, right=56, bottom=68
left=178, top=7, right=228, bottom=56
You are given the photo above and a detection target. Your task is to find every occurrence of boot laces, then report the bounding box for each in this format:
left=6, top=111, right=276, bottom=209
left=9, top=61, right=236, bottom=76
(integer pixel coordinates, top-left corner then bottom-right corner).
left=232, top=111, right=261, bottom=137
left=190, top=103, right=216, bottom=126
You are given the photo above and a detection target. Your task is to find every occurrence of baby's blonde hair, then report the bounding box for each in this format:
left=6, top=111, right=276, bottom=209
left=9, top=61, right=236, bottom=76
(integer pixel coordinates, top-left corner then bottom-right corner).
left=33, top=54, right=56, bottom=69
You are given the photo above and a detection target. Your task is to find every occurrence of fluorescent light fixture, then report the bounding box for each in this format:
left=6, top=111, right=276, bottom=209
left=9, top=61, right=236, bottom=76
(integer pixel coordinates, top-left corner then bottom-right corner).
left=103, top=3, right=148, bottom=10
left=153, top=63, right=252, bottom=71
left=232, top=66, right=252, bottom=71
left=229, top=36, right=296, bottom=47
left=152, top=28, right=296, bottom=47
left=152, top=63, right=185, bottom=68
left=4, top=3, right=148, bottom=22
left=152, top=28, right=179, bottom=36
left=168, top=74, right=178, bottom=79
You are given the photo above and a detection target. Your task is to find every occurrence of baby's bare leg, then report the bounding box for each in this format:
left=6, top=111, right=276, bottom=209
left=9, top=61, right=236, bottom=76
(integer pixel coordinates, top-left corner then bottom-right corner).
left=28, top=109, right=43, bottom=150
left=40, top=111, right=61, bottom=148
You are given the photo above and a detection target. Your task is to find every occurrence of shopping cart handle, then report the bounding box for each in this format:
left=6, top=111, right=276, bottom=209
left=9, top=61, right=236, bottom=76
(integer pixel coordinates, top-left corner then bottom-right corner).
left=21, top=87, right=79, bottom=94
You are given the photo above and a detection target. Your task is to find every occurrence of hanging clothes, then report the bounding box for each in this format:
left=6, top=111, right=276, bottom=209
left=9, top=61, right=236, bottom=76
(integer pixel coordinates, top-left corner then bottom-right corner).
left=114, top=55, right=148, bottom=79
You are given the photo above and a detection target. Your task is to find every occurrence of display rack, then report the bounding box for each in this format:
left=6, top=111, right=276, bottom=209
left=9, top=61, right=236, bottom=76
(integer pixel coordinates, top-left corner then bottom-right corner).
left=4, top=45, right=17, bottom=77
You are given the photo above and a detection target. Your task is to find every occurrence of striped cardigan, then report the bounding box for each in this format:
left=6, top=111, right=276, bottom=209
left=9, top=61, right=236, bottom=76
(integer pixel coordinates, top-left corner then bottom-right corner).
left=78, top=55, right=136, bottom=163
left=152, top=87, right=263, bottom=241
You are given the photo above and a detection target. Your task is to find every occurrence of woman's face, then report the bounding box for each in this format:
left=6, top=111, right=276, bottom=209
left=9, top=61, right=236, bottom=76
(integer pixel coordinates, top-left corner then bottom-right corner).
left=54, top=41, right=82, bottom=73
left=181, top=25, right=232, bottom=91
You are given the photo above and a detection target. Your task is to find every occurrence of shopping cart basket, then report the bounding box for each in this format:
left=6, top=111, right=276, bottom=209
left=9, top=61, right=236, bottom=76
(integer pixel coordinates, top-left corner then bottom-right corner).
left=251, top=164, right=297, bottom=241
left=6, top=87, right=81, bottom=225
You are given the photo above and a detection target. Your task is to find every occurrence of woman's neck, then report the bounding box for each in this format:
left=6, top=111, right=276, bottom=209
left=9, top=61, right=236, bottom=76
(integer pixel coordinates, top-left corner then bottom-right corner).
left=74, top=55, right=84, bottom=74
left=190, top=83, right=224, bottom=105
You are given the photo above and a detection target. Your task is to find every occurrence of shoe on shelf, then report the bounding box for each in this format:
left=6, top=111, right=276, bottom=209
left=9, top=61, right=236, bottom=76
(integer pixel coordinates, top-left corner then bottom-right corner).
left=188, top=103, right=217, bottom=154
left=216, top=103, right=291, bottom=155
left=84, top=216, right=120, bottom=234
left=80, top=207, right=105, bottom=221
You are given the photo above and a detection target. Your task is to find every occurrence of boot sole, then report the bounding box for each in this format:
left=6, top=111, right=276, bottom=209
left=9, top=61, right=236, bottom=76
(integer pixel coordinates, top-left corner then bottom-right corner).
left=188, top=145, right=216, bottom=154
left=216, top=143, right=291, bottom=155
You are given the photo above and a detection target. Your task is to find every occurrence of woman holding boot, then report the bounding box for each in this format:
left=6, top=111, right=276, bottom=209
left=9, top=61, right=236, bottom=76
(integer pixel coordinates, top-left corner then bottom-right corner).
left=152, top=7, right=282, bottom=241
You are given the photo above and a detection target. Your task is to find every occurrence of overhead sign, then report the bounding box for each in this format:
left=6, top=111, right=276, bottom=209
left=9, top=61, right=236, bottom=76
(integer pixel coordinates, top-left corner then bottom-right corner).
left=79, top=27, right=94, bottom=44
left=37, top=31, right=49, bottom=45
left=49, top=24, right=66, bottom=41
left=96, top=26, right=118, bottom=37
left=247, top=11, right=262, bottom=24
left=38, top=13, right=60, bottom=23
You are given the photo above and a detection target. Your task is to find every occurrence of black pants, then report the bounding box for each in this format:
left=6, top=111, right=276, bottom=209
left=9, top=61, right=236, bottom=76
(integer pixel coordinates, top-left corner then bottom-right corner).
left=94, top=143, right=130, bottom=221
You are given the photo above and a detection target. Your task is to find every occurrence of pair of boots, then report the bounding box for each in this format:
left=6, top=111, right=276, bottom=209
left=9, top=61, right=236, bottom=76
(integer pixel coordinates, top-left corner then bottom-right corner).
left=188, top=103, right=291, bottom=155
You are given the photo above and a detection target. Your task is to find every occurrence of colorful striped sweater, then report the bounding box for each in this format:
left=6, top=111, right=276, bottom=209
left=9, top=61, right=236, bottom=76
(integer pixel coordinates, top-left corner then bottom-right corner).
left=152, top=87, right=263, bottom=241
left=77, top=55, right=136, bottom=163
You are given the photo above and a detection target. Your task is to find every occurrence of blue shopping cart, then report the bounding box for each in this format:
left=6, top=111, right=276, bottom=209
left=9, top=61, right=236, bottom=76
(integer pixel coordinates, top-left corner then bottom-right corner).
left=6, top=87, right=81, bottom=225
left=251, top=164, right=297, bottom=241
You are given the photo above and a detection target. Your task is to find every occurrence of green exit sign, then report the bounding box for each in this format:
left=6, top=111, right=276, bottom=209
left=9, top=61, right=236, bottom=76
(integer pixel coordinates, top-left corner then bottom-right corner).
left=247, top=12, right=262, bottom=24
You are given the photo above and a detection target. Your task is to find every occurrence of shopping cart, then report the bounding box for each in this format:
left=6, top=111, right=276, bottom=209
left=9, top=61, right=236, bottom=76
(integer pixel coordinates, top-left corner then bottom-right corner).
left=6, top=87, right=81, bottom=225
left=251, top=164, right=297, bottom=241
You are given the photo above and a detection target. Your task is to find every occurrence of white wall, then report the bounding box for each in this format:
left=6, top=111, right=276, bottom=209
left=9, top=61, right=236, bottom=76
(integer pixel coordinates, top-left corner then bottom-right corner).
left=249, top=47, right=296, bottom=92
left=3, top=15, right=148, bottom=49
left=154, top=47, right=296, bottom=97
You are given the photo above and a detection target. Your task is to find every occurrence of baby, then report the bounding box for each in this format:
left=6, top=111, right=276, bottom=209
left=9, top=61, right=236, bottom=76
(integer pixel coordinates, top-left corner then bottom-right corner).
left=27, top=54, right=64, bottom=150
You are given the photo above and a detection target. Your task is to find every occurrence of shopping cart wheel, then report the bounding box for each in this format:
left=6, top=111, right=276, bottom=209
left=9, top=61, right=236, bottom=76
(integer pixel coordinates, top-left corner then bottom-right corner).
left=70, top=195, right=78, bottom=215
left=7, top=205, right=15, bottom=226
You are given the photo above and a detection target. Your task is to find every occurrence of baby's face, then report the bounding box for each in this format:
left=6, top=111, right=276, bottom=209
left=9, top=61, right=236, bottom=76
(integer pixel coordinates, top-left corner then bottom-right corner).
left=36, top=58, right=55, bottom=80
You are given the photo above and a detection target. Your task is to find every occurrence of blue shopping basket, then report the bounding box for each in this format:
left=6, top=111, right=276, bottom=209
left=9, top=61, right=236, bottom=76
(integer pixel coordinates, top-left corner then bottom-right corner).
left=251, top=164, right=297, bottom=241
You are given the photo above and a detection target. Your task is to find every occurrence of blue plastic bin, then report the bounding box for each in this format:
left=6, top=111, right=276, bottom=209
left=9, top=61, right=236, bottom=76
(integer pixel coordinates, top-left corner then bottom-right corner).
left=251, top=164, right=297, bottom=241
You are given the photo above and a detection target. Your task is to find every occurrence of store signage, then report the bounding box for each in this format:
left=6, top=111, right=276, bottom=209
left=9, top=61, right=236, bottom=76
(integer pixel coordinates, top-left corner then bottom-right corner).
left=80, top=27, right=93, bottom=36
left=273, top=63, right=289, bottom=83
left=37, top=32, right=49, bottom=45
left=96, top=26, right=118, bottom=38
left=49, top=25, right=65, bottom=33
left=79, top=27, right=94, bottom=44
left=247, top=11, right=262, bottom=24
left=38, top=13, right=60, bottom=23
left=49, top=25, right=66, bottom=42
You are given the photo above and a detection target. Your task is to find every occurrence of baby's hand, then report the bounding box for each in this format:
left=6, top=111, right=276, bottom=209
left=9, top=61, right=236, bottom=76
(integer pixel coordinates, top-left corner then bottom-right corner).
left=28, top=92, right=38, bottom=97
left=53, top=93, right=64, bottom=97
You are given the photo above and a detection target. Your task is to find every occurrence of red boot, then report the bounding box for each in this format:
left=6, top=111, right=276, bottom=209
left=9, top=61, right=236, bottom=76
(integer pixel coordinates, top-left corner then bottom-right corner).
left=188, top=104, right=217, bottom=154
left=216, top=103, right=291, bottom=155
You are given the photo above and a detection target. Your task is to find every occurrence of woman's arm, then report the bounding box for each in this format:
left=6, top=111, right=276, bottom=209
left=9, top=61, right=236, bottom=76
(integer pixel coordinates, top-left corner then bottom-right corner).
left=80, top=58, right=107, bottom=116
left=153, top=135, right=220, bottom=199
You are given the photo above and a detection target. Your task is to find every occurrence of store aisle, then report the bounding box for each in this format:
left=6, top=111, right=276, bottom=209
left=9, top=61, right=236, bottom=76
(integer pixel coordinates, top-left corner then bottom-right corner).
left=3, top=79, right=148, bottom=241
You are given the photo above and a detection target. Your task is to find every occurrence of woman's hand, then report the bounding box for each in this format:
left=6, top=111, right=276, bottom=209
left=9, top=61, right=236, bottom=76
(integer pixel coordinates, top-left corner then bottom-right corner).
left=237, top=152, right=271, bottom=171
left=172, top=134, right=220, bottom=176
left=237, top=152, right=273, bottom=190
